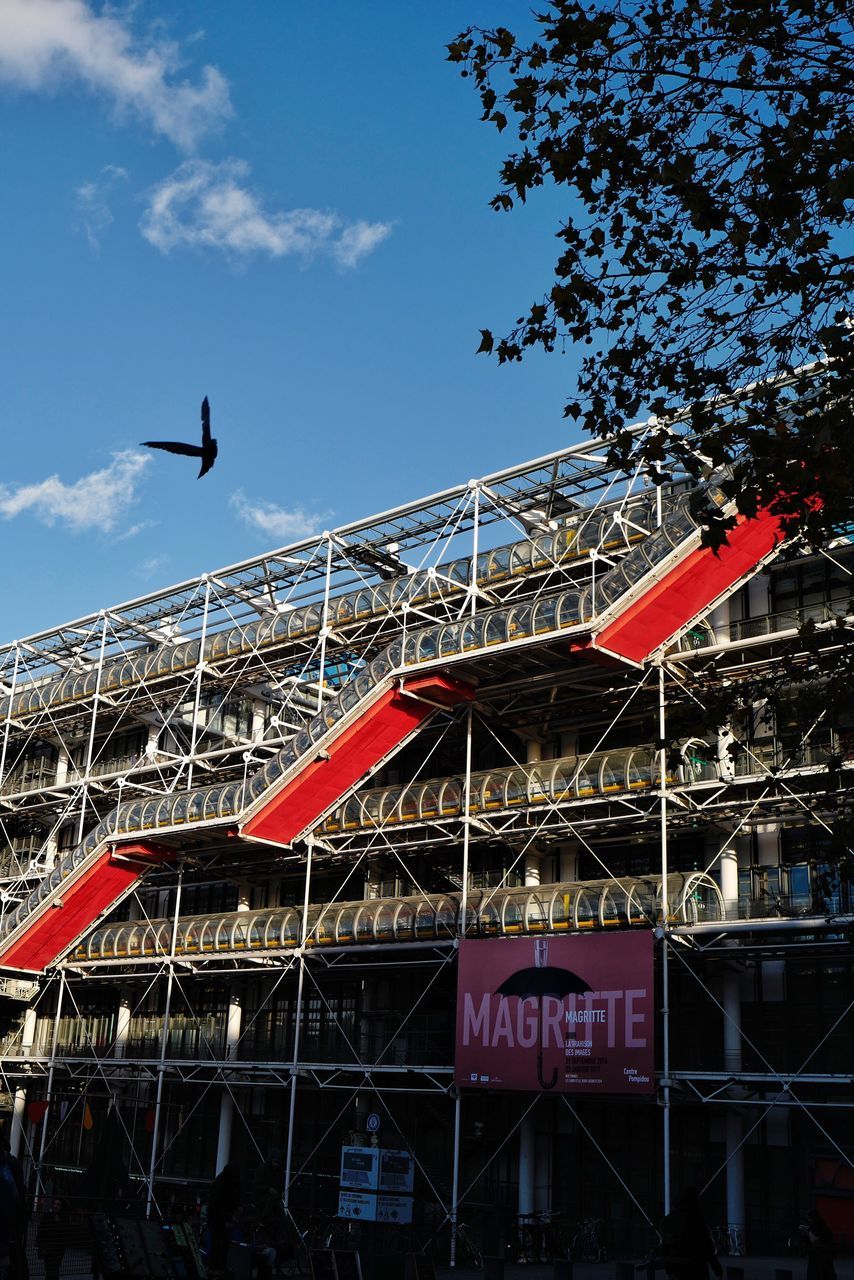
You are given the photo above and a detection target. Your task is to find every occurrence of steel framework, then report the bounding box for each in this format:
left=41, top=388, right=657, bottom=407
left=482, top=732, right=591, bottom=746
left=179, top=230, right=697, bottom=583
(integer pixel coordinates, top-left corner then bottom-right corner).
left=0, top=396, right=851, bottom=1258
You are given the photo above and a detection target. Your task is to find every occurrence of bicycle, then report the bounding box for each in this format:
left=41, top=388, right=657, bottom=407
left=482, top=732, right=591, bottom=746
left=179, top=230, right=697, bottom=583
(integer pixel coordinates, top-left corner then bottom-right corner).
left=710, top=1223, right=744, bottom=1256
left=570, top=1216, right=607, bottom=1263
left=453, top=1221, right=484, bottom=1270
left=510, top=1211, right=572, bottom=1263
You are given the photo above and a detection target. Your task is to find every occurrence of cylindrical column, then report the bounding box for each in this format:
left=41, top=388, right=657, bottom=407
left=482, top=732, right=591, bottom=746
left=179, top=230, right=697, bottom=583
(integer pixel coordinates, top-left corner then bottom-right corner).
left=215, top=988, right=243, bottom=1174
left=722, top=953, right=744, bottom=1245
left=54, top=745, right=70, bottom=788
left=525, top=743, right=542, bottom=888
left=10, top=1005, right=38, bottom=1160
left=558, top=845, right=578, bottom=884
left=708, top=598, right=731, bottom=647
left=114, top=992, right=131, bottom=1059
left=517, top=1113, right=536, bottom=1216
left=251, top=700, right=267, bottom=744
left=720, top=839, right=739, bottom=921
left=725, top=1111, right=745, bottom=1251
left=524, top=853, right=541, bottom=888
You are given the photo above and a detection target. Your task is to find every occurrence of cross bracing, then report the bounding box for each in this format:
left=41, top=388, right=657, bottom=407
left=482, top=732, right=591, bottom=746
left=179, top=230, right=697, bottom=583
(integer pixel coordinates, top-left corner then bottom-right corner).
left=0, top=379, right=852, bottom=1252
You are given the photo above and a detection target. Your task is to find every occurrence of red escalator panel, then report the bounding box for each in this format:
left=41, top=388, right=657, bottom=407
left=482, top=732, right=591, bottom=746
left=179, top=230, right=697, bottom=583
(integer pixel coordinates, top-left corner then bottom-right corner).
left=593, top=508, right=783, bottom=664
left=243, top=672, right=474, bottom=846
left=0, top=843, right=172, bottom=973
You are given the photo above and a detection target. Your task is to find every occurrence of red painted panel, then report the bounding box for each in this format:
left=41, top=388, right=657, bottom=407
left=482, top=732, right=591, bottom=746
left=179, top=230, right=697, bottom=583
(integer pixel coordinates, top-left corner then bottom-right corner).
left=593, top=508, right=783, bottom=664
left=0, top=843, right=171, bottom=973
left=243, top=673, right=474, bottom=846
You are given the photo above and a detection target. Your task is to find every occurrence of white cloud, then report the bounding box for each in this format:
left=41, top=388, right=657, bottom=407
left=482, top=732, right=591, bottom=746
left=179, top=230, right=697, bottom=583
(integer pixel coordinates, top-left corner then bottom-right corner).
left=0, top=0, right=231, bottom=149
left=230, top=490, right=330, bottom=543
left=138, top=554, right=170, bottom=582
left=0, top=450, right=150, bottom=533
left=332, top=220, right=395, bottom=268
left=76, top=163, right=128, bottom=248
left=140, top=159, right=394, bottom=266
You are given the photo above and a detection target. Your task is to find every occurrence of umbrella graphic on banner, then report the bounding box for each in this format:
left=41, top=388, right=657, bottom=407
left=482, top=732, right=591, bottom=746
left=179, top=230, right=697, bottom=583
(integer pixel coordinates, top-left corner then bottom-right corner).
left=495, top=939, right=591, bottom=1090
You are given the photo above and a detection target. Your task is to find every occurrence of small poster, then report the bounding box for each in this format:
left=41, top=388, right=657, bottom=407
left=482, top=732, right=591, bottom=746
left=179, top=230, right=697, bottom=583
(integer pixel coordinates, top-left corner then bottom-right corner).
left=376, top=1194, right=414, bottom=1224
left=337, top=1190, right=377, bottom=1222
left=340, top=1146, right=380, bottom=1191
left=378, top=1149, right=415, bottom=1195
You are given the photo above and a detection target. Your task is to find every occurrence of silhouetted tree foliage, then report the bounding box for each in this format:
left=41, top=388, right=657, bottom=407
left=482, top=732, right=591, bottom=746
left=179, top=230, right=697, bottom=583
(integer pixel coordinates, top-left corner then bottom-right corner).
left=449, top=0, right=853, bottom=543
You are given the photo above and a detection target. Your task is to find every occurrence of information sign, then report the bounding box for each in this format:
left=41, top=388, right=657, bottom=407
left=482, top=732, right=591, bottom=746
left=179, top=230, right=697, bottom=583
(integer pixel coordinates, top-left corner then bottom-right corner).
left=340, top=1146, right=380, bottom=1191
left=378, top=1149, right=415, bottom=1194
left=337, top=1190, right=378, bottom=1222
left=376, top=1194, right=414, bottom=1224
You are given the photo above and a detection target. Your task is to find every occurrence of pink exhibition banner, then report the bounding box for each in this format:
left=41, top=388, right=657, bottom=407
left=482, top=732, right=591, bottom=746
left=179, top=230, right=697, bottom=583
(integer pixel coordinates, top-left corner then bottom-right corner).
left=455, top=932, right=655, bottom=1094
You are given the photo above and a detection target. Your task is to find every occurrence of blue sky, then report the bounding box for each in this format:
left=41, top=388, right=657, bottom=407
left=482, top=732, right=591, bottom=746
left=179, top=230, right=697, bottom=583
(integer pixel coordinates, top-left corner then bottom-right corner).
left=0, top=2, right=584, bottom=639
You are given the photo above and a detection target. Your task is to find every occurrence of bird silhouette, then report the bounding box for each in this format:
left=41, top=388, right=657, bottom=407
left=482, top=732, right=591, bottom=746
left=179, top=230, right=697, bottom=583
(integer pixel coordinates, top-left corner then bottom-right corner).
left=141, top=397, right=218, bottom=478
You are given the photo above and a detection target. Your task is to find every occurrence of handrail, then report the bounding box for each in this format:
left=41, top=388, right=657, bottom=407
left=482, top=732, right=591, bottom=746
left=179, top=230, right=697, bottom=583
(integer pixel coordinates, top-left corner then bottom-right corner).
left=0, top=482, right=738, bottom=953
left=69, top=872, right=723, bottom=962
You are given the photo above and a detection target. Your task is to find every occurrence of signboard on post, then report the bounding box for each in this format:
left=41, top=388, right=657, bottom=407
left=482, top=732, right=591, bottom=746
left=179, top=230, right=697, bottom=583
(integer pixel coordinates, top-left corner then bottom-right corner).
left=338, top=1191, right=378, bottom=1222
left=376, top=1194, right=414, bottom=1224
left=454, top=932, right=654, bottom=1094
left=340, top=1146, right=380, bottom=1191
left=378, top=1149, right=415, bottom=1194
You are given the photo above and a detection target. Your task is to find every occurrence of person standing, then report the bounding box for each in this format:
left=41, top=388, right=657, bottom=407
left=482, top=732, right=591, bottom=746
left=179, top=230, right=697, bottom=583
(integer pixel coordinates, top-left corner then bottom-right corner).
left=36, top=1200, right=67, bottom=1280
left=806, top=1209, right=836, bottom=1280
left=662, top=1187, right=723, bottom=1280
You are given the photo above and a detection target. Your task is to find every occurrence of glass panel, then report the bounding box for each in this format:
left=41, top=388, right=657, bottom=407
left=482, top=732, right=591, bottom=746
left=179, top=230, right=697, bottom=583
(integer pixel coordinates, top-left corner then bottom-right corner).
left=532, top=599, right=558, bottom=634
left=438, top=779, right=461, bottom=816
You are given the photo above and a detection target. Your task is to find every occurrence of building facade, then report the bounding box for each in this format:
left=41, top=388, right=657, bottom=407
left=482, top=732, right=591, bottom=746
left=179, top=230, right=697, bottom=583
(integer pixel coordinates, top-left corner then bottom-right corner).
left=0, top=433, right=851, bottom=1261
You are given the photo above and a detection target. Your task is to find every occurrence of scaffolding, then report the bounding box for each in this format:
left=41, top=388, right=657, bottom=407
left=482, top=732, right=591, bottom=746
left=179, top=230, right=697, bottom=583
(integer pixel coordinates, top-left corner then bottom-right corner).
left=0, top=409, right=851, bottom=1261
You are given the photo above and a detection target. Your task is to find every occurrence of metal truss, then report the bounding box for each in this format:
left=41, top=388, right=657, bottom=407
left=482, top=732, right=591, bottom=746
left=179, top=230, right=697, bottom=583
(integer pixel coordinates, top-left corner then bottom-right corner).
left=0, top=377, right=851, bottom=1243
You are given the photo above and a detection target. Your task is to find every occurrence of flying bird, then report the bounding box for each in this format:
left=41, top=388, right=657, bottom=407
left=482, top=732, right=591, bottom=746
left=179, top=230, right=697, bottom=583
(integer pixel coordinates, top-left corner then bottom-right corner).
left=141, top=397, right=218, bottom=478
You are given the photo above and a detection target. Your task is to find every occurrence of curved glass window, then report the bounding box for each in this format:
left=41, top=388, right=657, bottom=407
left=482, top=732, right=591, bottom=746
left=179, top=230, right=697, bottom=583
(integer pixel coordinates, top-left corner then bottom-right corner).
left=510, top=542, right=534, bottom=576
left=501, top=895, right=523, bottom=934
left=335, top=907, right=356, bottom=944
left=480, top=773, right=504, bottom=811
left=460, top=619, right=485, bottom=652
left=484, top=612, right=509, bottom=646
left=171, top=794, right=189, bottom=825
left=595, top=564, right=633, bottom=609
left=487, top=547, right=512, bottom=581
left=373, top=902, right=397, bottom=942
left=574, top=763, right=596, bottom=796
left=416, top=630, right=439, bottom=662
left=414, top=900, right=437, bottom=939
left=574, top=890, right=597, bottom=928
left=548, top=887, right=572, bottom=931
left=505, top=768, right=528, bottom=806
left=419, top=785, right=440, bottom=819
left=551, top=528, right=576, bottom=563
left=354, top=590, right=375, bottom=619
left=627, top=751, right=654, bottom=789
left=530, top=535, right=553, bottom=570
left=438, top=623, right=463, bottom=658
left=477, top=897, right=501, bottom=936
left=406, top=572, right=431, bottom=606
left=575, top=514, right=606, bottom=550
left=599, top=756, right=626, bottom=792
left=532, top=598, right=558, bottom=635
left=525, top=892, right=549, bottom=932
left=341, top=797, right=364, bottom=830
left=394, top=901, right=416, bottom=941
left=334, top=594, right=356, bottom=626
left=507, top=605, right=532, bottom=642
left=557, top=592, right=581, bottom=628
left=354, top=906, right=374, bottom=943
left=447, top=559, right=470, bottom=586
left=435, top=897, right=456, bottom=938
left=438, top=779, right=461, bottom=817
